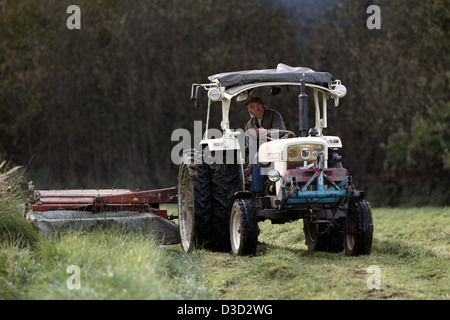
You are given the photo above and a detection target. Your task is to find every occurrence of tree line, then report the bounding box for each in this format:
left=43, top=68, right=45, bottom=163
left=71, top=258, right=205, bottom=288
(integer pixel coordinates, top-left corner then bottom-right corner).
left=0, top=0, right=448, bottom=206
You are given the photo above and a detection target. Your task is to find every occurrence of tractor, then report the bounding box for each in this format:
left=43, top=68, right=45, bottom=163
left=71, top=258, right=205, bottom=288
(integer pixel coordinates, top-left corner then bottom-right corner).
left=177, top=63, right=373, bottom=256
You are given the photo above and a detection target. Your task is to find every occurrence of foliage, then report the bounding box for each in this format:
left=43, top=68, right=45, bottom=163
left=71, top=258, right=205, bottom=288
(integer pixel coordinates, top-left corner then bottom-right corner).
left=0, top=0, right=448, bottom=205
left=384, top=101, right=450, bottom=206
left=0, top=158, right=40, bottom=247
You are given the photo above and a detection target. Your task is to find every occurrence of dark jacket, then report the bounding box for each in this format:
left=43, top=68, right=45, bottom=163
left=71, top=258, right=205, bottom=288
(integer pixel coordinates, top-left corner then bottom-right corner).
left=245, top=108, right=285, bottom=132
left=245, top=107, right=286, bottom=166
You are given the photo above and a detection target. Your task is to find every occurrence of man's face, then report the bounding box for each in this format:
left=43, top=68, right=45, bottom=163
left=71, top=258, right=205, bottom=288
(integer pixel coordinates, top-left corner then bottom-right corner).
left=247, top=103, right=263, bottom=119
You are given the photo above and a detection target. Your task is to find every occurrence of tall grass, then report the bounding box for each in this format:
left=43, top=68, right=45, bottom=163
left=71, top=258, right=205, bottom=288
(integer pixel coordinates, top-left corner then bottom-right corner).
left=1, top=230, right=213, bottom=300
left=24, top=231, right=194, bottom=299
left=0, top=159, right=40, bottom=247
left=1, top=191, right=448, bottom=299
left=0, top=166, right=212, bottom=300
left=0, top=159, right=41, bottom=299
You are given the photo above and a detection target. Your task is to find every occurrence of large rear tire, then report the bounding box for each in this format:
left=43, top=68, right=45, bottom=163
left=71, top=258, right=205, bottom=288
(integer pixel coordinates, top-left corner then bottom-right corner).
left=178, top=155, right=212, bottom=252
left=344, top=199, right=373, bottom=256
left=230, top=199, right=259, bottom=256
left=178, top=150, right=241, bottom=253
left=208, top=163, right=241, bottom=252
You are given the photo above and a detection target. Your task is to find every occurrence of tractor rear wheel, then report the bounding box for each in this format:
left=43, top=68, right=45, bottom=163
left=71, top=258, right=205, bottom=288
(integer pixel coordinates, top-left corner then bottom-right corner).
left=230, top=199, right=259, bottom=255
left=208, top=163, right=241, bottom=252
left=344, top=199, right=373, bottom=256
left=178, top=159, right=212, bottom=252
left=178, top=150, right=241, bottom=253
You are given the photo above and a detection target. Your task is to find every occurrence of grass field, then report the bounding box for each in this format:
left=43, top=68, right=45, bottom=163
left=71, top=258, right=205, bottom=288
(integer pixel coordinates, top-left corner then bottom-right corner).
left=1, top=205, right=448, bottom=300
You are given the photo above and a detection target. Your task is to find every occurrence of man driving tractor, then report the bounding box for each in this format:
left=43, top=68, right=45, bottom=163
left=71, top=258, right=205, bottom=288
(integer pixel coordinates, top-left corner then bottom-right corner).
left=244, top=96, right=286, bottom=193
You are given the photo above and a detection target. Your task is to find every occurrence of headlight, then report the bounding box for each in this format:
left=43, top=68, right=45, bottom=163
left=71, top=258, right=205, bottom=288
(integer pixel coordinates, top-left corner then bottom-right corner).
left=268, top=169, right=281, bottom=182
left=287, top=144, right=324, bottom=162
left=334, top=84, right=347, bottom=98
left=207, top=88, right=221, bottom=101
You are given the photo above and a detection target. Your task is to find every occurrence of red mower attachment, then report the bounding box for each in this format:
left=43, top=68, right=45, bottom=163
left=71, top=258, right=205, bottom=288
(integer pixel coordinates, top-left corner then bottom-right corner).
left=26, top=184, right=180, bottom=244
left=31, top=187, right=178, bottom=219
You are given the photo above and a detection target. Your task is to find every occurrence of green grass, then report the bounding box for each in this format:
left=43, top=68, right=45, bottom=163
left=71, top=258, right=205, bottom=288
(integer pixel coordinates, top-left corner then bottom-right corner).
left=0, top=197, right=40, bottom=247
left=199, top=207, right=449, bottom=300
left=1, top=206, right=448, bottom=300
left=0, top=162, right=40, bottom=247
left=1, top=230, right=212, bottom=299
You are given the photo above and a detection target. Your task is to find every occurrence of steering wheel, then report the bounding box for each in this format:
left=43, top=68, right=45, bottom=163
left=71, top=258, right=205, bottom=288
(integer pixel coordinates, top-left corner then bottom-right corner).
left=261, top=129, right=296, bottom=140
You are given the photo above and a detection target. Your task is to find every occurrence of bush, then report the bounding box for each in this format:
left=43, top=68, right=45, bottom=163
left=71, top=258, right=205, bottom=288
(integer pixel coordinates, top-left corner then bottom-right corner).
left=383, top=101, right=450, bottom=206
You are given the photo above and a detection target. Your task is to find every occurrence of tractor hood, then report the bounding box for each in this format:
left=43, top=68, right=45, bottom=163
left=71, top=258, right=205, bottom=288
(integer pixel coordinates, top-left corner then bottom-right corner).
left=208, top=63, right=333, bottom=88
left=258, top=136, right=342, bottom=163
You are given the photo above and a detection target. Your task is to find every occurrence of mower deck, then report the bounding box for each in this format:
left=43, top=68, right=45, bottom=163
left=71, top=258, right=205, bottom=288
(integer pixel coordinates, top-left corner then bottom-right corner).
left=26, top=187, right=180, bottom=244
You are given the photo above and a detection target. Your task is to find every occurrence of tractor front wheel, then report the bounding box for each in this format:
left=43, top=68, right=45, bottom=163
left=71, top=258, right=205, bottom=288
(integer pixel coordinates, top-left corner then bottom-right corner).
left=230, top=199, right=259, bottom=256
left=344, top=199, right=373, bottom=256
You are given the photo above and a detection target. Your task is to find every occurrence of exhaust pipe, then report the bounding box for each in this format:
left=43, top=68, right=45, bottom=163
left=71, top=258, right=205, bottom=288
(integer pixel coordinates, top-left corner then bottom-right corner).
left=298, top=79, right=308, bottom=137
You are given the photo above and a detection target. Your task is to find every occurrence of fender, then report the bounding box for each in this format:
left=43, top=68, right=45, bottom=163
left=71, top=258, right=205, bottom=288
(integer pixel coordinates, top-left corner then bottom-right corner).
left=230, top=191, right=254, bottom=203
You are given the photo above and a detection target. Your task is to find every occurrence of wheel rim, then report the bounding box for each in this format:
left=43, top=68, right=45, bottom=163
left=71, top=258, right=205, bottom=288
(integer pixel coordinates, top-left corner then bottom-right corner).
left=179, top=167, right=194, bottom=251
left=345, top=234, right=355, bottom=251
left=230, top=209, right=241, bottom=250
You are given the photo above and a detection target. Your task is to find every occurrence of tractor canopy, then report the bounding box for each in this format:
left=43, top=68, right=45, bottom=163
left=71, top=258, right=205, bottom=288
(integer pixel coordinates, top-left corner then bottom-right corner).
left=208, top=63, right=334, bottom=88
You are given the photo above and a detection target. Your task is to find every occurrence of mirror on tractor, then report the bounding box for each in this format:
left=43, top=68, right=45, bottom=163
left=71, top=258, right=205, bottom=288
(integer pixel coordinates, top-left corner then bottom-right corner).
left=191, top=85, right=202, bottom=108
